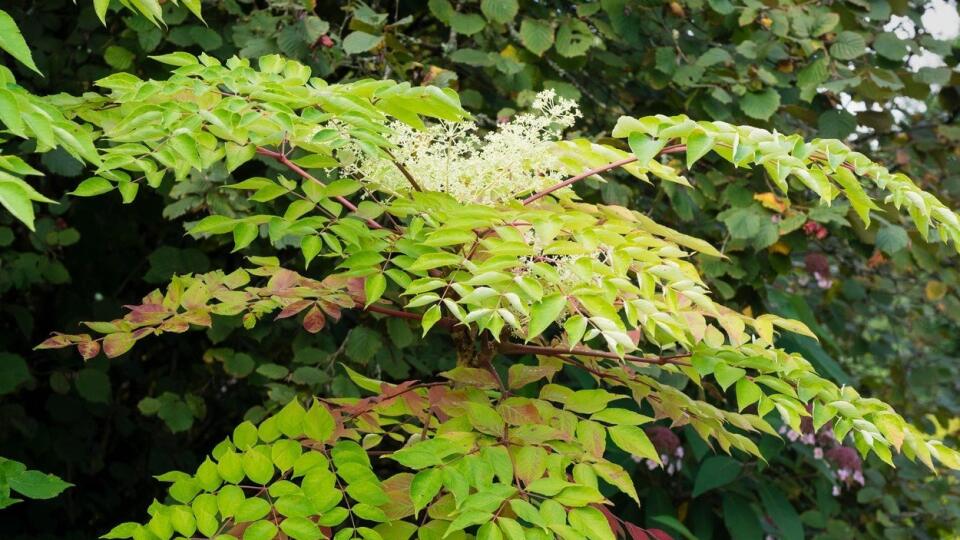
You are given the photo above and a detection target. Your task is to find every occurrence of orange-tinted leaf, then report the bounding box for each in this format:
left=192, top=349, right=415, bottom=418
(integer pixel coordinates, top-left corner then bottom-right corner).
left=124, top=303, right=169, bottom=324
left=381, top=472, right=415, bottom=521
left=77, top=340, right=101, bottom=360
left=319, top=301, right=342, bottom=322
left=35, top=334, right=75, bottom=349
left=303, top=305, right=325, bottom=333
left=346, top=277, right=366, bottom=305
left=439, top=367, right=500, bottom=389
left=159, top=317, right=190, bottom=333
left=277, top=299, right=312, bottom=319
left=507, top=363, right=562, bottom=389
left=182, top=310, right=212, bottom=327
left=499, top=400, right=542, bottom=425
left=596, top=506, right=626, bottom=538
left=103, top=332, right=136, bottom=358
left=267, top=269, right=299, bottom=292
left=624, top=523, right=650, bottom=540
left=754, top=192, right=789, bottom=213
left=769, top=241, right=791, bottom=255
left=926, top=280, right=948, bottom=301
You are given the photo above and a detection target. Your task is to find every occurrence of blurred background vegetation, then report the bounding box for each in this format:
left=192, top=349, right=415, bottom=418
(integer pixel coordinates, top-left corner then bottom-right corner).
left=1, top=0, right=960, bottom=537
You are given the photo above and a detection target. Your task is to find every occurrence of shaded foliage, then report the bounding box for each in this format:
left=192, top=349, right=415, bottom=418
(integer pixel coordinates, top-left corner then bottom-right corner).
left=0, top=0, right=959, bottom=539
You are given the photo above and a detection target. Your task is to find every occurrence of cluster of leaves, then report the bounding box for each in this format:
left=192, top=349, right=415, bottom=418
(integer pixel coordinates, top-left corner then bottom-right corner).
left=0, top=457, right=71, bottom=510
left=1, top=0, right=960, bottom=538
left=105, top=365, right=690, bottom=540
left=9, top=41, right=960, bottom=539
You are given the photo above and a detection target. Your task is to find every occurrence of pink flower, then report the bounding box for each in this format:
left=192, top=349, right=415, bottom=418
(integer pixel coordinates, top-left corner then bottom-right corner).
left=825, top=447, right=862, bottom=472
left=646, top=426, right=681, bottom=457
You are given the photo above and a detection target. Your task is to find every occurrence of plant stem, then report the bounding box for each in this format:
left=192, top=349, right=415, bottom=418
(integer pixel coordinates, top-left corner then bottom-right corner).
left=521, top=143, right=688, bottom=205
left=382, top=148, right=423, bottom=191
left=498, top=341, right=691, bottom=366
left=255, top=146, right=384, bottom=230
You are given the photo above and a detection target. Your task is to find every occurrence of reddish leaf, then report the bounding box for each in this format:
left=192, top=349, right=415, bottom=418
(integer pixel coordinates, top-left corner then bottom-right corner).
left=577, top=421, right=606, bottom=458
left=379, top=380, right=415, bottom=399
left=499, top=401, right=543, bottom=425
left=124, top=303, right=165, bottom=313
left=319, top=273, right=349, bottom=290
left=507, top=363, right=562, bottom=389
left=345, top=277, right=366, bottom=304
left=597, top=505, right=625, bottom=538
left=77, top=340, right=101, bottom=360
left=103, top=332, right=136, bottom=358
left=276, top=299, right=312, bottom=319
left=35, top=333, right=75, bottom=350
left=303, top=305, right=326, bottom=333
left=439, top=366, right=500, bottom=389
left=624, top=523, right=650, bottom=540
left=159, top=317, right=190, bottom=333
left=132, top=327, right=155, bottom=339
left=381, top=472, right=415, bottom=521
left=267, top=268, right=299, bottom=292
left=124, top=303, right=169, bottom=324
left=627, top=328, right=643, bottom=346
left=647, top=529, right=674, bottom=540
left=181, top=310, right=212, bottom=327
left=319, top=301, right=342, bottom=322
left=430, top=386, right=479, bottom=422
left=141, top=289, right=164, bottom=305
left=401, top=391, right=429, bottom=419
left=427, top=386, right=451, bottom=422
left=340, top=400, right=369, bottom=416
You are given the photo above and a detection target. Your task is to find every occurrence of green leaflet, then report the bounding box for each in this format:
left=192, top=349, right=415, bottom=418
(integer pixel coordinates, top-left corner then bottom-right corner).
left=691, top=456, right=742, bottom=497
left=7, top=24, right=960, bottom=539
left=0, top=10, right=40, bottom=74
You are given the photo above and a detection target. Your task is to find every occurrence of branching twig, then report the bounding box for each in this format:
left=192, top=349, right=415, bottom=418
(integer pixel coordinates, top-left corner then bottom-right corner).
left=382, top=148, right=422, bottom=191
left=364, top=303, right=455, bottom=328
left=255, top=146, right=385, bottom=230
left=521, top=143, right=687, bottom=205
left=498, top=341, right=691, bottom=366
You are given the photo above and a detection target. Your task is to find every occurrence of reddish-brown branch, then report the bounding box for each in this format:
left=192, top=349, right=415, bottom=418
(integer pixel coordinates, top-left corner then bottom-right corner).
left=361, top=305, right=686, bottom=366
left=256, top=146, right=384, bottom=230
left=498, top=341, right=691, bottom=366
left=521, top=143, right=688, bottom=205
left=382, top=148, right=422, bottom=191
left=363, top=303, right=456, bottom=327
left=522, top=141, right=863, bottom=207
left=364, top=303, right=425, bottom=321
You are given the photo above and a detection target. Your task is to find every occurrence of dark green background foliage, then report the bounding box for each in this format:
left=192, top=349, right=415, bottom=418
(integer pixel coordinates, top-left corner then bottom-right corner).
left=2, top=0, right=960, bottom=537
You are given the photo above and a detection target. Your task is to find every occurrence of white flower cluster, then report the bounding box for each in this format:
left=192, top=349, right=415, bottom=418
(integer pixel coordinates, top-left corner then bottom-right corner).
left=353, top=89, right=581, bottom=205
